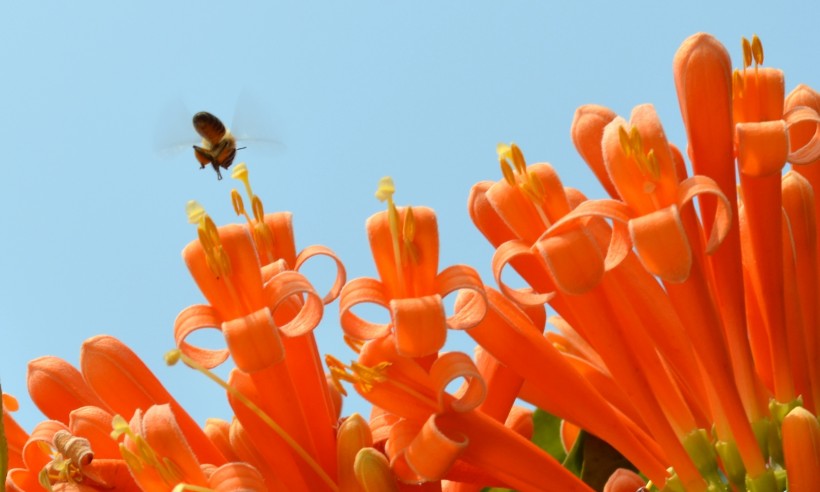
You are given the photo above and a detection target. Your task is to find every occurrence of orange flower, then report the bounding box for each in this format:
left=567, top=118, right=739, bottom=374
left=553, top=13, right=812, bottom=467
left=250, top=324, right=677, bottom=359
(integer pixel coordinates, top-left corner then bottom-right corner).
left=340, top=178, right=486, bottom=359
left=330, top=334, right=593, bottom=491
left=781, top=406, right=820, bottom=492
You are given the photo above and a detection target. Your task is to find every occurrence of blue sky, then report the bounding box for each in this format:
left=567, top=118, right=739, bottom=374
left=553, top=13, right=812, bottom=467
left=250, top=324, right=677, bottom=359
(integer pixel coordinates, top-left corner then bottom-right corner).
left=1, top=1, right=818, bottom=430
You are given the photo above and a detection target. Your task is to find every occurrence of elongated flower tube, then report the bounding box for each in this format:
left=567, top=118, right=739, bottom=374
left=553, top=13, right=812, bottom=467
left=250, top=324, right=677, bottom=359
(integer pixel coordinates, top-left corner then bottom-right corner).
left=781, top=406, right=820, bottom=491
left=340, top=180, right=486, bottom=358
left=331, top=335, right=593, bottom=491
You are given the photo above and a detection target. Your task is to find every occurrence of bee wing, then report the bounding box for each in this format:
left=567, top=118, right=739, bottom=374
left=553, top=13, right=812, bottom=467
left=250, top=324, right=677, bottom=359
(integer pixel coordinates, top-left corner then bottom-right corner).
left=230, top=90, right=285, bottom=150
left=154, top=98, right=199, bottom=157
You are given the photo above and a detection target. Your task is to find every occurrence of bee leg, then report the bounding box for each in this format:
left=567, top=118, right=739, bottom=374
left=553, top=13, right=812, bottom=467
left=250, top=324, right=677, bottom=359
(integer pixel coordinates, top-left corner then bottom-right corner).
left=193, top=145, right=210, bottom=169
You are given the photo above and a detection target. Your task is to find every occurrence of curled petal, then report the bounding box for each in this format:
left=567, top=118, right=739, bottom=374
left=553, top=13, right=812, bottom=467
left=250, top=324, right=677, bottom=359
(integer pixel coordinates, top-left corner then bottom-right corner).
left=429, top=352, right=486, bottom=413
left=785, top=105, right=820, bottom=165
left=629, top=206, right=692, bottom=283
left=535, top=225, right=604, bottom=295
left=22, top=420, right=67, bottom=472
left=173, top=304, right=229, bottom=369
left=548, top=199, right=634, bottom=271
left=435, top=265, right=487, bottom=330
left=390, top=295, right=446, bottom=357
left=295, top=245, right=347, bottom=304
left=204, top=418, right=240, bottom=462
left=403, top=415, right=467, bottom=482
left=735, top=120, right=789, bottom=177
left=222, top=307, right=285, bottom=372
left=677, top=175, right=733, bottom=254
left=491, top=240, right=553, bottom=306
left=264, top=270, right=323, bottom=337
left=339, top=277, right=391, bottom=340
left=468, top=180, right=519, bottom=247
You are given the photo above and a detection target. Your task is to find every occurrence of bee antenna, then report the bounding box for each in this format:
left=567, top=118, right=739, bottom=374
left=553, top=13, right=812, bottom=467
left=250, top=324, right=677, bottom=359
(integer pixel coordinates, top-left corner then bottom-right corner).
left=237, top=146, right=247, bottom=151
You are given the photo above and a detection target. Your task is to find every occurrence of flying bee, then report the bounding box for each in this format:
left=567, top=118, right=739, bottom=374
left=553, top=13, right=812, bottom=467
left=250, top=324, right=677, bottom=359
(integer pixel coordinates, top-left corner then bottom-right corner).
left=192, top=112, right=246, bottom=180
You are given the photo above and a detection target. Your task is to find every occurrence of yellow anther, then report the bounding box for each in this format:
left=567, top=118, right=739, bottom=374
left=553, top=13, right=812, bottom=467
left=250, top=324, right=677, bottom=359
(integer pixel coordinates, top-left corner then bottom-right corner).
left=510, top=143, right=527, bottom=174
left=403, top=207, right=416, bottom=242
left=526, top=170, right=545, bottom=200
left=646, top=149, right=660, bottom=179
left=733, top=69, right=745, bottom=97
left=110, top=415, right=131, bottom=441
left=230, top=163, right=254, bottom=202
left=185, top=200, right=206, bottom=225
left=742, top=36, right=753, bottom=69
left=231, top=189, right=246, bottom=217
left=751, top=34, right=764, bottom=66
left=629, top=126, right=643, bottom=151
left=496, top=143, right=512, bottom=161
left=164, top=349, right=182, bottom=366
left=500, top=159, right=516, bottom=186
left=375, top=176, right=395, bottom=202
left=351, top=362, right=390, bottom=392
left=251, top=195, right=265, bottom=222
left=618, top=126, right=632, bottom=157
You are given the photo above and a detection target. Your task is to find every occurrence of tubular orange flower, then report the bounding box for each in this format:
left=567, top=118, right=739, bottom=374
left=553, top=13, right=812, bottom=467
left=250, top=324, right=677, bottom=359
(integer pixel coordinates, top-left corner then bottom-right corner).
left=340, top=179, right=486, bottom=358
left=332, top=335, right=593, bottom=491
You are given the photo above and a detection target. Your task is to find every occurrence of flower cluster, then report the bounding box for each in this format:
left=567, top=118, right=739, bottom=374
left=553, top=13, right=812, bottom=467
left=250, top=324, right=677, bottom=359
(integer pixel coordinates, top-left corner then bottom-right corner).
left=3, top=32, right=820, bottom=492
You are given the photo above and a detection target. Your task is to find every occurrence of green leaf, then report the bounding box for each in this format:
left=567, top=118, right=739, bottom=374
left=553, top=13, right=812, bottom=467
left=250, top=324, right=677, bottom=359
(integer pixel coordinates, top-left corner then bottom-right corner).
left=562, top=429, right=586, bottom=477
left=531, top=408, right=567, bottom=463
left=1, top=381, right=9, bottom=485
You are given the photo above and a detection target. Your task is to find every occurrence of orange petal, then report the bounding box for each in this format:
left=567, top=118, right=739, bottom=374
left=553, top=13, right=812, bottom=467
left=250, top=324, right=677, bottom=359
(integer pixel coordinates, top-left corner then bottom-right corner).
left=80, top=335, right=226, bottom=466
left=182, top=223, right=266, bottom=320
left=339, top=277, right=391, bottom=341
left=629, top=205, right=692, bottom=283
left=222, top=307, right=285, bottom=372
left=571, top=104, right=620, bottom=199
left=736, top=120, right=789, bottom=176
left=208, top=462, right=268, bottom=492
left=203, top=418, right=240, bottom=462
left=260, top=211, right=298, bottom=268
left=124, top=405, right=207, bottom=489
left=367, top=206, right=439, bottom=298
left=173, top=304, right=229, bottom=369
left=27, top=356, right=111, bottom=423
left=733, top=67, right=785, bottom=124
left=390, top=295, right=446, bottom=357
left=295, top=244, right=347, bottom=304
left=402, top=415, right=467, bottom=482
left=68, top=406, right=120, bottom=458
left=536, top=225, right=604, bottom=295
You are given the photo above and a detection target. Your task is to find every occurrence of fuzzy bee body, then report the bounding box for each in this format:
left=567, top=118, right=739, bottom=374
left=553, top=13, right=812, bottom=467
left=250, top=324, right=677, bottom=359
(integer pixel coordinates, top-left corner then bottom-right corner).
left=192, top=111, right=238, bottom=180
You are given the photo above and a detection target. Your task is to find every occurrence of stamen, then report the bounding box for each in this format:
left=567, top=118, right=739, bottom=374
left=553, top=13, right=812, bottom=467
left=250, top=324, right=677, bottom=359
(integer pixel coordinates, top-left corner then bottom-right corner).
left=402, top=206, right=419, bottom=264
left=751, top=34, right=764, bottom=66
left=496, top=143, right=551, bottom=227
left=110, top=417, right=185, bottom=487
left=167, top=350, right=340, bottom=492
left=230, top=163, right=254, bottom=203
left=618, top=125, right=660, bottom=184
left=375, top=177, right=408, bottom=297
left=230, top=164, right=276, bottom=263
left=742, top=37, right=753, bottom=70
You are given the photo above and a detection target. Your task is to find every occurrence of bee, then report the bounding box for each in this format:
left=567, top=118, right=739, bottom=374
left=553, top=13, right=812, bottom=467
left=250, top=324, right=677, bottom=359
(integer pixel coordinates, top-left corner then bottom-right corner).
left=192, top=112, right=246, bottom=180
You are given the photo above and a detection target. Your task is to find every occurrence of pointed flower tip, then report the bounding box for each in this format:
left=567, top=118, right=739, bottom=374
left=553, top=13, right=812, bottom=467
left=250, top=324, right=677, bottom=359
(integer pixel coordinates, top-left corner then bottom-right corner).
left=185, top=200, right=206, bottom=224
left=375, top=176, right=395, bottom=202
